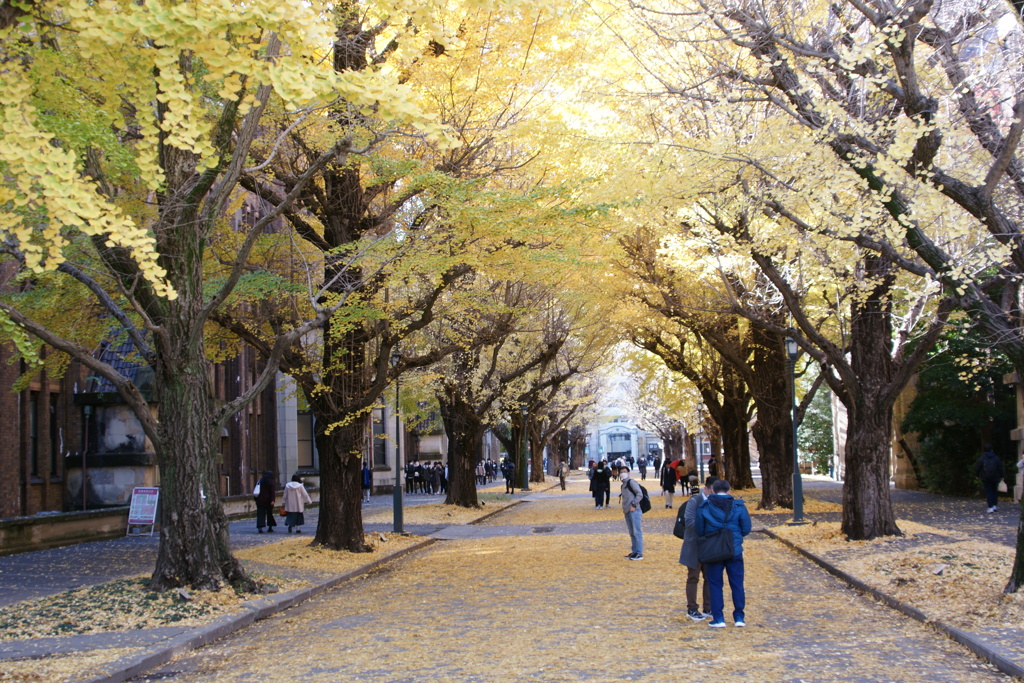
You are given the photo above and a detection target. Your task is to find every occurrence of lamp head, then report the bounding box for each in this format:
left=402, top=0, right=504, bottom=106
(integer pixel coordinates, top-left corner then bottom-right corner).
left=785, top=336, right=798, bottom=360
left=390, top=351, right=400, bottom=367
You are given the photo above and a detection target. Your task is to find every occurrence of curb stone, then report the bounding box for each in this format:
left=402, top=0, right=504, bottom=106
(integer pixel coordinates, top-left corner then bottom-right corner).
left=74, top=489, right=540, bottom=683
left=761, top=527, right=1024, bottom=680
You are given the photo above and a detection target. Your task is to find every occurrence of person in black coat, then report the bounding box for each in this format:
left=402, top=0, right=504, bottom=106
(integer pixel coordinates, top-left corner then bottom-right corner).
left=254, top=470, right=276, bottom=533
left=974, top=444, right=1006, bottom=513
left=592, top=460, right=612, bottom=509
left=660, top=461, right=678, bottom=509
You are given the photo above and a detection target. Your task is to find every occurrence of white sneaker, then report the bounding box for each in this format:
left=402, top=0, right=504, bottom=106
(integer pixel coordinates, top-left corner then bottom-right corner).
left=735, top=620, right=745, bottom=627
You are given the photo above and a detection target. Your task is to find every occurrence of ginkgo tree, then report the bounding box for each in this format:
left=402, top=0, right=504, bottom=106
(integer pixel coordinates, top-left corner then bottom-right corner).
left=0, top=0, right=493, bottom=591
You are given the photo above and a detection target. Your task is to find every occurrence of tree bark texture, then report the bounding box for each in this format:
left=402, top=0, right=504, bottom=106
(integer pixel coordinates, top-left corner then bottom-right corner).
left=438, top=391, right=484, bottom=507
left=841, top=257, right=901, bottom=540
left=568, top=425, right=588, bottom=469
left=301, top=313, right=375, bottom=552
left=311, top=419, right=368, bottom=551
left=748, top=326, right=794, bottom=509
left=150, top=342, right=249, bottom=591
left=719, top=371, right=755, bottom=490
left=529, top=430, right=545, bottom=483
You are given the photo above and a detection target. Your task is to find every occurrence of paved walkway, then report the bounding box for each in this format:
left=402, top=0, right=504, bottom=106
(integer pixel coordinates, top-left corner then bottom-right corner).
left=135, top=482, right=1016, bottom=682
left=1, top=477, right=1021, bottom=681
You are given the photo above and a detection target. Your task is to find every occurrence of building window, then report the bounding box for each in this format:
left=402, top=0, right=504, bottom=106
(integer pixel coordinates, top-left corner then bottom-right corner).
left=608, top=433, right=631, bottom=453
left=29, top=391, right=39, bottom=477
left=297, top=412, right=315, bottom=468
left=372, top=408, right=387, bottom=468
left=49, top=394, right=60, bottom=478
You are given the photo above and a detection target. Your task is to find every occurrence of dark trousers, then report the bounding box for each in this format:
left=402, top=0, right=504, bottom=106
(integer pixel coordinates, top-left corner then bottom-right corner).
left=983, top=480, right=1000, bottom=507
left=256, top=504, right=276, bottom=530
left=686, top=563, right=710, bottom=612
left=705, top=555, right=745, bottom=623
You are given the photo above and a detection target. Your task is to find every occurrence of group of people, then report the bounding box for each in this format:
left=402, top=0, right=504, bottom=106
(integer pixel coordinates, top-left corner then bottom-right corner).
left=474, top=459, right=501, bottom=486
left=253, top=471, right=314, bottom=534
left=405, top=460, right=448, bottom=495
left=608, top=461, right=751, bottom=627
left=587, top=453, right=749, bottom=626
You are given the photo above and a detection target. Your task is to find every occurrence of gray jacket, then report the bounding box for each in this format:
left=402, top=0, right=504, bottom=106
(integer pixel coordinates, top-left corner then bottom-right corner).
left=678, top=492, right=706, bottom=568
left=620, top=476, right=643, bottom=514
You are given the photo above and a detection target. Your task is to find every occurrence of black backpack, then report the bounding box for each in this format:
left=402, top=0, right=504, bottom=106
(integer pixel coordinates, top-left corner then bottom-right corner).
left=629, top=479, right=652, bottom=514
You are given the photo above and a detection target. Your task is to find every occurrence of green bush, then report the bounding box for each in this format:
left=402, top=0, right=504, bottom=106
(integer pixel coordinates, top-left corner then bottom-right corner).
left=901, top=327, right=1015, bottom=496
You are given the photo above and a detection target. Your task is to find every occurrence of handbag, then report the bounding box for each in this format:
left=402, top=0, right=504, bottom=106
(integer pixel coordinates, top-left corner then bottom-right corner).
left=697, top=527, right=735, bottom=564
left=279, top=508, right=286, bottom=517
left=997, top=480, right=1008, bottom=493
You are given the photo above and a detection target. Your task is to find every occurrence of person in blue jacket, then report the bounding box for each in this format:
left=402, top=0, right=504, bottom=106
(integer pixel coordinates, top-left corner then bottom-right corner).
left=695, top=478, right=752, bottom=628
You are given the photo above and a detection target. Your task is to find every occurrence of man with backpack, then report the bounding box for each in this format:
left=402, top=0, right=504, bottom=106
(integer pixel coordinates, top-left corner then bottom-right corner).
left=695, top=478, right=751, bottom=628
left=619, top=465, right=647, bottom=561
left=679, top=476, right=717, bottom=621
left=974, top=444, right=1006, bottom=513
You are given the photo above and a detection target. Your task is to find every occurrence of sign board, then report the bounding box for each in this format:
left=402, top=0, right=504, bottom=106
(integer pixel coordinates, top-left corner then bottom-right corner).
left=127, top=487, right=159, bottom=535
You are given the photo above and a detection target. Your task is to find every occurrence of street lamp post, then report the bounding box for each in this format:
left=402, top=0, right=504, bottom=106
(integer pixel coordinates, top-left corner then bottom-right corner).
left=390, top=351, right=404, bottom=533
left=785, top=337, right=806, bottom=525
left=696, top=401, right=705, bottom=483
left=520, top=406, right=530, bottom=492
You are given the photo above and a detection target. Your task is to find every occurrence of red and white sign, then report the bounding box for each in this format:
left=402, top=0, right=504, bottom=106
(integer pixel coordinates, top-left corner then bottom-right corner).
left=128, top=487, right=160, bottom=526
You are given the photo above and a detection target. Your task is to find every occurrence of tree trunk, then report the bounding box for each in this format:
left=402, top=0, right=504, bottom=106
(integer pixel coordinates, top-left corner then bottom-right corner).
left=150, top=345, right=250, bottom=592
left=841, top=405, right=900, bottom=539
left=662, top=425, right=683, bottom=463
left=749, top=326, right=794, bottom=509
left=720, top=373, right=755, bottom=490
left=438, top=392, right=483, bottom=507
left=684, top=431, right=697, bottom=474
left=515, top=414, right=530, bottom=490
left=569, top=425, right=587, bottom=469
left=529, top=430, right=545, bottom=483
left=552, top=429, right=570, bottom=474
left=841, top=254, right=901, bottom=540
left=311, top=419, right=368, bottom=551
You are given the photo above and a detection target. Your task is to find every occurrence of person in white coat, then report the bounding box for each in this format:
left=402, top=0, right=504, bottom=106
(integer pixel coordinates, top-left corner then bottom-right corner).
left=283, top=474, right=313, bottom=533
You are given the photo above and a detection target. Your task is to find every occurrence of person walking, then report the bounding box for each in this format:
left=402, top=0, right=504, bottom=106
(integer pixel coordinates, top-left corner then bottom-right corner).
left=592, top=460, right=611, bottom=509
left=679, top=476, right=717, bottom=621
left=361, top=462, right=372, bottom=502
left=707, top=455, right=719, bottom=478
left=660, top=458, right=678, bottom=509
left=504, top=458, right=517, bottom=494
left=557, top=460, right=570, bottom=490
left=283, top=474, right=313, bottom=534
left=253, top=470, right=277, bottom=534
left=619, top=466, right=644, bottom=561
left=638, top=455, right=647, bottom=481
left=974, top=444, right=1006, bottom=513
left=695, top=478, right=752, bottom=628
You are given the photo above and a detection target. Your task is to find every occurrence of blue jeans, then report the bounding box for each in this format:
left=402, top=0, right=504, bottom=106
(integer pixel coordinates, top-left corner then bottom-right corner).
left=625, top=508, right=644, bottom=555
left=705, top=555, right=745, bottom=623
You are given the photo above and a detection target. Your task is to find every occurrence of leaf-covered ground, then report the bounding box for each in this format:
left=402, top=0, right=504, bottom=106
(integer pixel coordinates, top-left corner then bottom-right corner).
left=360, top=495, right=516, bottom=526
left=772, top=520, right=1024, bottom=630
left=137, top=479, right=1010, bottom=682
left=0, top=578, right=251, bottom=641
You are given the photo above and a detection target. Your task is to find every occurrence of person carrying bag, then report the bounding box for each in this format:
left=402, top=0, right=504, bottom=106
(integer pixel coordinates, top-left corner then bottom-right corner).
left=695, top=478, right=751, bottom=628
